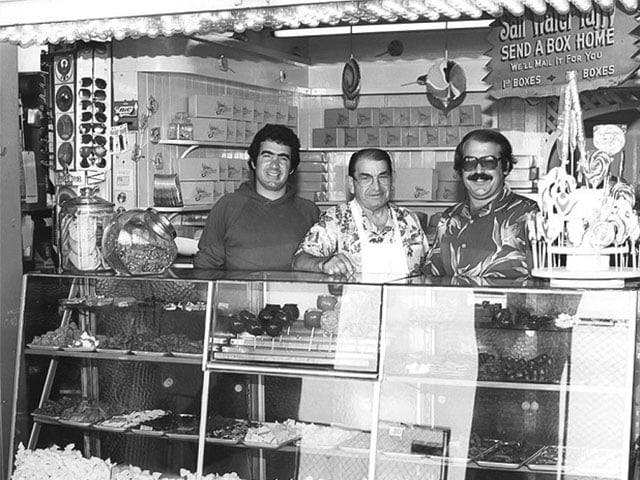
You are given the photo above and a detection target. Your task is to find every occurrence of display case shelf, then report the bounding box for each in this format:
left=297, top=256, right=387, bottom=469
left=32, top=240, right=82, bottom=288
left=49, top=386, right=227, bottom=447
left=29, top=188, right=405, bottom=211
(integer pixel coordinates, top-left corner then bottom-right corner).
left=24, top=349, right=204, bottom=364
left=158, top=139, right=247, bottom=148
left=11, top=273, right=639, bottom=480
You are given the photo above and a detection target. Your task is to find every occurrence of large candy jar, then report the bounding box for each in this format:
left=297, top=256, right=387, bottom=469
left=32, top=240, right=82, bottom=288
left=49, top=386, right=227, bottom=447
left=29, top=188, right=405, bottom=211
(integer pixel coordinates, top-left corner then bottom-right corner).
left=59, top=188, right=114, bottom=272
left=102, top=208, right=178, bottom=275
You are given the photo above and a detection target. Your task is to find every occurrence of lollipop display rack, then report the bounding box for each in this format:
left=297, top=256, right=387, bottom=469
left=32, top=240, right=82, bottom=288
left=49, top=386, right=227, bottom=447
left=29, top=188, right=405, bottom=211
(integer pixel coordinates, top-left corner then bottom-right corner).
left=529, top=71, right=640, bottom=287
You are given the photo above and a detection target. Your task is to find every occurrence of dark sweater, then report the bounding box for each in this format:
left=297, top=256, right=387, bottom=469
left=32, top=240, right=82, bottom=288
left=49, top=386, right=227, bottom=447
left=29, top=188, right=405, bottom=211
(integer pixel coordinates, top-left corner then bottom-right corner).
left=193, top=182, right=319, bottom=270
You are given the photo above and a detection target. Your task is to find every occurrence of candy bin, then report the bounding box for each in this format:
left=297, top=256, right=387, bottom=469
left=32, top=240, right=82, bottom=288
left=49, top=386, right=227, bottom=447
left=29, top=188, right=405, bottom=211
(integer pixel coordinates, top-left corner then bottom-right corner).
left=102, top=208, right=178, bottom=275
left=59, top=187, right=114, bottom=272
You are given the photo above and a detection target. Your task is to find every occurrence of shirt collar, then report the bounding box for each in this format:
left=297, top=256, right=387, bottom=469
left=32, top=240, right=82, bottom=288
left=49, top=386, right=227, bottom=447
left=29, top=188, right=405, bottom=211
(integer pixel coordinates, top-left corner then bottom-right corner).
left=461, top=185, right=511, bottom=218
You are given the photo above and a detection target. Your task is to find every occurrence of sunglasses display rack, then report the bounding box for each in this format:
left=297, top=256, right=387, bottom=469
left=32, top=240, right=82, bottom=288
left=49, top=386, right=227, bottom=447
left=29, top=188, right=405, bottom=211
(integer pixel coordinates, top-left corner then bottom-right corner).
left=52, top=48, right=75, bottom=172
left=76, top=43, right=112, bottom=173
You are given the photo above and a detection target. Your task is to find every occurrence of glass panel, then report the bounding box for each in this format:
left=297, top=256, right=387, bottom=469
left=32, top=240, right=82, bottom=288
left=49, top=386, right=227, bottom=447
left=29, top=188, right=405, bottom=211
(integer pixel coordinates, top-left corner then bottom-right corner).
left=382, top=284, right=636, bottom=479
left=209, top=279, right=382, bottom=375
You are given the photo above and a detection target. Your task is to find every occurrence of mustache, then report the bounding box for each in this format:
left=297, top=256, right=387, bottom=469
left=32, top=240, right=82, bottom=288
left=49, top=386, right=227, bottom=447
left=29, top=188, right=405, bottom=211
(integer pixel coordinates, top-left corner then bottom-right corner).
left=468, top=173, right=493, bottom=181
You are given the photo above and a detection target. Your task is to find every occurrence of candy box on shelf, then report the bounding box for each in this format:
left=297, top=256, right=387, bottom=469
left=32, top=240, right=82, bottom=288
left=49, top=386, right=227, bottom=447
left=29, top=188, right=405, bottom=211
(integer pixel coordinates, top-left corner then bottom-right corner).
left=244, top=122, right=258, bottom=144
left=264, top=104, right=277, bottom=124
left=240, top=99, right=254, bottom=122
left=433, top=107, right=460, bottom=126
left=188, top=95, right=235, bottom=119
left=357, top=127, right=380, bottom=147
left=235, top=121, right=246, bottom=145
left=324, top=108, right=354, bottom=127
left=410, top=106, right=433, bottom=126
left=401, top=127, right=420, bottom=147
left=392, top=107, right=411, bottom=126
left=178, top=157, right=220, bottom=181
left=380, top=127, right=402, bottom=147
left=181, top=181, right=215, bottom=206
left=356, top=108, right=380, bottom=127
left=379, top=107, right=395, bottom=126
left=419, top=127, right=439, bottom=147
left=191, top=118, right=227, bottom=142
left=312, top=128, right=344, bottom=148
left=275, top=104, right=288, bottom=125
left=344, top=127, right=358, bottom=147
left=253, top=101, right=265, bottom=124
left=458, top=104, right=482, bottom=125
left=287, top=106, right=298, bottom=127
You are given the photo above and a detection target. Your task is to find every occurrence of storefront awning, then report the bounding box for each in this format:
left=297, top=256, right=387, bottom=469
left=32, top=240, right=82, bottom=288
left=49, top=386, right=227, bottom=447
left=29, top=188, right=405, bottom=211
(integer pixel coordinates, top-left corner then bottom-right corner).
left=0, top=0, right=636, bottom=46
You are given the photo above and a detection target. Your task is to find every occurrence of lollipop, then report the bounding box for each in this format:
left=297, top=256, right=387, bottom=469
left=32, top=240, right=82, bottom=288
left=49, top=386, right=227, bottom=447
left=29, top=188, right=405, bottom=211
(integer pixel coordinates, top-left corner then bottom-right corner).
left=582, top=150, right=611, bottom=189
left=320, top=311, right=339, bottom=335
left=611, top=182, right=635, bottom=208
left=589, top=221, right=616, bottom=249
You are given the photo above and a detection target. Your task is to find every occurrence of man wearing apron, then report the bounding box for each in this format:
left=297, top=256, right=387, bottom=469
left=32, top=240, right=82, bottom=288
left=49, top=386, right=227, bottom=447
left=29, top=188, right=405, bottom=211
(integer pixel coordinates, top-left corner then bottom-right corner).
left=293, top=148, right=428, bottom=280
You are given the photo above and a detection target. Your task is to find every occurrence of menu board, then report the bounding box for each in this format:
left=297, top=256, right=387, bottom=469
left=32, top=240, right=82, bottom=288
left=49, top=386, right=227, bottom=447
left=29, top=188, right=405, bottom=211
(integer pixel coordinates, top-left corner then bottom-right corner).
left=486, top=7, right=639, bottom=98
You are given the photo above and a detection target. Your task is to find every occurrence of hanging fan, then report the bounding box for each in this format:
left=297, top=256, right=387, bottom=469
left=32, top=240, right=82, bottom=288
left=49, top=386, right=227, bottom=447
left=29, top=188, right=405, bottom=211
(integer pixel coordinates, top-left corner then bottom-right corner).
left=426, top=23, right=467, bottom=112
left=342, top=27, right=361, bottom=110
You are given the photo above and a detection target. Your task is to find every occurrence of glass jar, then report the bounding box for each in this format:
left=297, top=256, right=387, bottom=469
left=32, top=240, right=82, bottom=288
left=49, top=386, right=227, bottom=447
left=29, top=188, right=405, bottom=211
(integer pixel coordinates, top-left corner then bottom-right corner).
left=59, top=187, right=114, bottom=272
left=167, top=112, right=193, bottom=141
left=102, top=208, right=178, bottom=275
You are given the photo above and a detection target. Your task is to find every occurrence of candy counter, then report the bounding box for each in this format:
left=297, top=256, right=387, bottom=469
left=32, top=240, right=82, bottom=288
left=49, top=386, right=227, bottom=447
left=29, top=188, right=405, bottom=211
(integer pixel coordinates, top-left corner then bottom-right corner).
left=9, top=272, right=640, bottom=480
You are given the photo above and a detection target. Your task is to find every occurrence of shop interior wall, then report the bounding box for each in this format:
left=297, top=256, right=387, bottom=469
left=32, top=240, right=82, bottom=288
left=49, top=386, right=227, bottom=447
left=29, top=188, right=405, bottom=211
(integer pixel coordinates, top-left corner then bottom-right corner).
left=111, top=30, right=506, bottom=209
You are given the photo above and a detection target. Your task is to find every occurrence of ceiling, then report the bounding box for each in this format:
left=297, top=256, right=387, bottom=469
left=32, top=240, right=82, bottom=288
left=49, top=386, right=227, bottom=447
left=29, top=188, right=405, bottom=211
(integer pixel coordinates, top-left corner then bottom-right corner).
left=0, top=0, right=636, bottom=46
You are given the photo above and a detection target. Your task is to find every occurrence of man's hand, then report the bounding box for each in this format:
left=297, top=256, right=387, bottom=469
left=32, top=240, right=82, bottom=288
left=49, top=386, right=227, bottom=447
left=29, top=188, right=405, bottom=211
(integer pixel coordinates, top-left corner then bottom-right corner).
left=321, top=253, right=356, bottom=276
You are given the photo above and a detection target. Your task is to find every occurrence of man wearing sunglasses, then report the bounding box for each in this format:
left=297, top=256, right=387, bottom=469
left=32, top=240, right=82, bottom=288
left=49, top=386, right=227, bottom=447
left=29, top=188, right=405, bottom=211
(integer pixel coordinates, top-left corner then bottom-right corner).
left=424, top=128, right=538, bottom=279
left=293, top=148, right=428, bottom=278
left=193, top=124, right=319, bottom=270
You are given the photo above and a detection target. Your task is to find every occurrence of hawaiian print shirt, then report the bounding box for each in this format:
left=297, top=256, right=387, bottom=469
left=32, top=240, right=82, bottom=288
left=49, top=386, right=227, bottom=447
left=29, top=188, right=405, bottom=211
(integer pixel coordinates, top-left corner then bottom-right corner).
left=296, top=201, right=429, bottom=274
left=424, top=187, right=538, bottom=279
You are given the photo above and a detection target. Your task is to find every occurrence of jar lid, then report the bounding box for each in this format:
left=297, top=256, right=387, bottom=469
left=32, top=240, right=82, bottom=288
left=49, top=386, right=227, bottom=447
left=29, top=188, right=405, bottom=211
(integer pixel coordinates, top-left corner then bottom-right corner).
left=145, top=208, right=177, bottom=240
left=61, top=187, right=114, bottom=212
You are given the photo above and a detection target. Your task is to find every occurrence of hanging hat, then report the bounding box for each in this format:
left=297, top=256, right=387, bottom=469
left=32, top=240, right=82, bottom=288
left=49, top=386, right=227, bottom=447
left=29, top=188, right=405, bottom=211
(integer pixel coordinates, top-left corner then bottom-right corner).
left=342, top=54, right=361, bottom=110
left=426, top=59, right=467, bottom=112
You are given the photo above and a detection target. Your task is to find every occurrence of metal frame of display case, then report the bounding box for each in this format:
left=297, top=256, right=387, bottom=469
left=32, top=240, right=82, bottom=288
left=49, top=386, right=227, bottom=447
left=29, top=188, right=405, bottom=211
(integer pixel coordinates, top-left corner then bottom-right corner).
left=9, top=273, right=640, bottom=480
left=379, top=282, right=638, bottom=480
left=197, top=276, right=387, bottom=480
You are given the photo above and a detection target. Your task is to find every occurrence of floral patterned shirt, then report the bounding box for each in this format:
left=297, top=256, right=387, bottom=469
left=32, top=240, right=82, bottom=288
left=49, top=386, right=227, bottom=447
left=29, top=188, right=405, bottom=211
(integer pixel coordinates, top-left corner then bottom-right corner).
left=424, top=187, right=538, bottom=279
left=296, top=201, right=429, bottom=274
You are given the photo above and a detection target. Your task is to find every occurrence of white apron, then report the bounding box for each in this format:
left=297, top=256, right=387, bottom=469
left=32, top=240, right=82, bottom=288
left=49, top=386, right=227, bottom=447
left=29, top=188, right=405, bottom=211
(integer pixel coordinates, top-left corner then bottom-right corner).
left=351, top=200, right=409, bottom=281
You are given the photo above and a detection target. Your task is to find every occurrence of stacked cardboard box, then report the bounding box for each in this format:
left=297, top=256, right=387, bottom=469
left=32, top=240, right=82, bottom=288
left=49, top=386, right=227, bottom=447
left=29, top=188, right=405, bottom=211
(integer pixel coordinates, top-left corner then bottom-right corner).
left=312, top=105, right=483, bottom=148
left=187, top=95, right=298, bottom=145
left=506, top=155, right=539, bottom=193
left=393, top=152, right=437, bottom=201
left=177, top=151, right=250, bottom=206
left=295, top=150, right=442, bottom=202
left=293, top=151, right=328, bottom=202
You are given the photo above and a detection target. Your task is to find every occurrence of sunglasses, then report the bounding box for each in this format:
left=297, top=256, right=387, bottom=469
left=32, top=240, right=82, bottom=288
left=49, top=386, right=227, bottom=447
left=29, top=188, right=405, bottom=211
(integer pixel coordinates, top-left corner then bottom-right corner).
left=81, top=134, right=107, bottom=146
left=80, top=111, right=107, bottom=123
left=79, top=123, right=107, bottom=135
left=79, top=89, right=106, bottom=101
left=462, top=155, right=501, bottom=172
left=80, top=145, right=107, bottom=158
left=80, top=77, right=107, bottom=89
left=80, top=100, right=106, bottom=113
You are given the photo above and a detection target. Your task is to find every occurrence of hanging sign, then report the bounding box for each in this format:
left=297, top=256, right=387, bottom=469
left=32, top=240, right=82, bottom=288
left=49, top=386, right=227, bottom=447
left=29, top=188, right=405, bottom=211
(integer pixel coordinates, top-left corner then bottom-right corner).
left=485, top=7, right=640, bottom=98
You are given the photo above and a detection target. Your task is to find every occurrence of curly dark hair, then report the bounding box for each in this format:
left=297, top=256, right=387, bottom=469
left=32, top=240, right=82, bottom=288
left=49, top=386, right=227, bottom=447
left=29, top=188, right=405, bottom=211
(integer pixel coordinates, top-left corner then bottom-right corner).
left=453, top=129, right=515, bottom=175
left=247, top=124, right=301, bottom=173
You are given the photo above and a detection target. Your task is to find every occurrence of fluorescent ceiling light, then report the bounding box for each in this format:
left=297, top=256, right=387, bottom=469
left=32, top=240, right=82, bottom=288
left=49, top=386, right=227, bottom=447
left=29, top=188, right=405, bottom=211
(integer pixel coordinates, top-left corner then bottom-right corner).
left=273, top=19, right=493, bottom=38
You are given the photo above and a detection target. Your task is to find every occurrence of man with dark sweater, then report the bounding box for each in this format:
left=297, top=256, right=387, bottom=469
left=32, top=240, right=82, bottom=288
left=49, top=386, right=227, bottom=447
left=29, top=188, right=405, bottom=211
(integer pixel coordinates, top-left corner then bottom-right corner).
left=193, top=124, right=319, bottom=270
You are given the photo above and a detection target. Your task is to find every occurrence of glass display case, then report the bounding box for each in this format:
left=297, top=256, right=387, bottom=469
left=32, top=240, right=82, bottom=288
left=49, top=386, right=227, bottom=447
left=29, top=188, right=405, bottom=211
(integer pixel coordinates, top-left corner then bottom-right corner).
left=382, top=279, right=638, bottom=479
left=10, top=272, right=639, bottom=480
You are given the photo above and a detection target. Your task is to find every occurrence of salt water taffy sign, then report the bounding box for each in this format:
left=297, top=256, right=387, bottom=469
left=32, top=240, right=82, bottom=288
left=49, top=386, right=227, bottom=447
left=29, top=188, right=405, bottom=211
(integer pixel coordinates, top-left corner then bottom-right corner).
left=486, top=8, right=640, bottom=98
